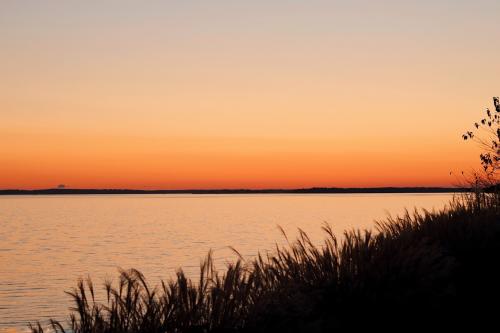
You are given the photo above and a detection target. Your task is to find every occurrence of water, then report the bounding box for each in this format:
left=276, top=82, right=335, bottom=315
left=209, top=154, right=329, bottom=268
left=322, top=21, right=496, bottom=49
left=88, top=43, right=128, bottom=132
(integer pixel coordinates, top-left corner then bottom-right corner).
left=0, top=193, right=454, bottom=332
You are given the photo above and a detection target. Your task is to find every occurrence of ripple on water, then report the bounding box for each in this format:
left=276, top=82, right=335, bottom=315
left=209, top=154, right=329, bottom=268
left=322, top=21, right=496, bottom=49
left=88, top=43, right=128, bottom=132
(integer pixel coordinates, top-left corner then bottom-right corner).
left=0, top=193, right=454, bottom=331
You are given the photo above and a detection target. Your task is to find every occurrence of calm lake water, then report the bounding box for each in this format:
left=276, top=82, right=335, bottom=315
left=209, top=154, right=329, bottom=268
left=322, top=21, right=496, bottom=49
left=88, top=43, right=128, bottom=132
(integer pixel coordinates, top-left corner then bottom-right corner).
left=0, top=193, right=455, bottom=332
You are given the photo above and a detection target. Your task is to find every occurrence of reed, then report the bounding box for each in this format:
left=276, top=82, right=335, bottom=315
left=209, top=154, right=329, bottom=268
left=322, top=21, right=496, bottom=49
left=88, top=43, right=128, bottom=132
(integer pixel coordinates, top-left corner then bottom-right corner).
left=30, top=193, right=500, bottom=332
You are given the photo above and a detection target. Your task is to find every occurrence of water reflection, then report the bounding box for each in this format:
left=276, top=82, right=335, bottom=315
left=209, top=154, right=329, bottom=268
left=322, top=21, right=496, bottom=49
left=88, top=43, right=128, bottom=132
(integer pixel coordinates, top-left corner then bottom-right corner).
left=0, top=193, right=454, bottom=331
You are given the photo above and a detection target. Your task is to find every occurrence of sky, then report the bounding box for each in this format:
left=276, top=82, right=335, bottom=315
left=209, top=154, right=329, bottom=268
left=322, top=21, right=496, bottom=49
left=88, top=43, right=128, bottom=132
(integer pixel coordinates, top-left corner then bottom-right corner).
left=1, top=0, right=499, bottom=189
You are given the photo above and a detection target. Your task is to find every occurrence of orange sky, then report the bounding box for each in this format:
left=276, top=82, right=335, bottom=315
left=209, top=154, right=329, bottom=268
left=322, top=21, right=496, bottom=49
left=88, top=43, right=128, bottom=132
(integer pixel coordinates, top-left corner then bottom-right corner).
left=1, top=1, right=499, bottom=189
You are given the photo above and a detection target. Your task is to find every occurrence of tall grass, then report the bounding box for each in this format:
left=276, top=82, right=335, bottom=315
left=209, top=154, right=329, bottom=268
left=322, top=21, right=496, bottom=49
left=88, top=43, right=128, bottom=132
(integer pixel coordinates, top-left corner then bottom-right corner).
left=31, top=193, right=500, bottom=332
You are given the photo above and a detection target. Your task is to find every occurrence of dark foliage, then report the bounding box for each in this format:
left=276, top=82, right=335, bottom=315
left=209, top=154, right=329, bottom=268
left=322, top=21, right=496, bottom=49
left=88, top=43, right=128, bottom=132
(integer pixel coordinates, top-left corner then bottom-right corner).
left=30, top=194, right=500, bottom=333
left=462, top=96, right=499, bottom=182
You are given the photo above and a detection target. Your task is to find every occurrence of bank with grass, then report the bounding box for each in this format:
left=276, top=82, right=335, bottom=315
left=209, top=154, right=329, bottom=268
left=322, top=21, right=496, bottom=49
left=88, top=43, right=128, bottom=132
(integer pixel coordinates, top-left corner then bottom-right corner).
left=31, top=193, right=500, bottom=333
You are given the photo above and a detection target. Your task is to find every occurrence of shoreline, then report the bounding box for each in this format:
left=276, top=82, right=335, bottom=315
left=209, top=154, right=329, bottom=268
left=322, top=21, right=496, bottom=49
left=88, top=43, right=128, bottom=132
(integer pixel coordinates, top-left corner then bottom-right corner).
left=0, top=187, right=469, bottom=195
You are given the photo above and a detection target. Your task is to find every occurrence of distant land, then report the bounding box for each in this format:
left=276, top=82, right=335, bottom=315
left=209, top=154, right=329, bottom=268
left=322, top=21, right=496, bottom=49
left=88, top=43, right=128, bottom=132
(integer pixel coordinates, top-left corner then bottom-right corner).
left=0, top=187, right=469, bottom=195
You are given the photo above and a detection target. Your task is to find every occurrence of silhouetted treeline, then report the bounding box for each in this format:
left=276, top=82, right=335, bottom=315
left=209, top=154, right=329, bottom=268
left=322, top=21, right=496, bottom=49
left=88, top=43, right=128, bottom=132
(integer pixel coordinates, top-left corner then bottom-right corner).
left=1, top=187, right=469, bottom=195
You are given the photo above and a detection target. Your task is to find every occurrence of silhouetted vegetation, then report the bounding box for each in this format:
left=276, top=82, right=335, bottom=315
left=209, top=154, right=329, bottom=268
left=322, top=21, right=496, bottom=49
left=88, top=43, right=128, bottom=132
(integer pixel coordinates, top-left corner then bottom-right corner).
left=0, top=187, right=468, bottom=195
left=462, top=97, right=499, bottom=187
left=30, top=193, right=500, bottom=333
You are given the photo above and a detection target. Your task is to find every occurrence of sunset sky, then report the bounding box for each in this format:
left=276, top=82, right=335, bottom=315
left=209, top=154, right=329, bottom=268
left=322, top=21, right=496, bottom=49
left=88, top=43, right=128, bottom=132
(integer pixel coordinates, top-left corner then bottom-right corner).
left=1, top=0, right=499, bottom=189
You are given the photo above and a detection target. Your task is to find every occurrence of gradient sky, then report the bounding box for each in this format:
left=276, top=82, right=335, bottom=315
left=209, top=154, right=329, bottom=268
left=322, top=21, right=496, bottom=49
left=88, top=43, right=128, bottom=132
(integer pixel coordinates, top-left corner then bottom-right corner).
left=1, top=0, right=499, bottom=189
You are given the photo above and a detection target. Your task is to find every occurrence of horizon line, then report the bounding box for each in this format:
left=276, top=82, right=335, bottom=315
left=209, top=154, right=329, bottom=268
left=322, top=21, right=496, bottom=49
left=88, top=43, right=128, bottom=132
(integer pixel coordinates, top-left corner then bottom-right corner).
left=0, top=186, right=469, bottom=195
